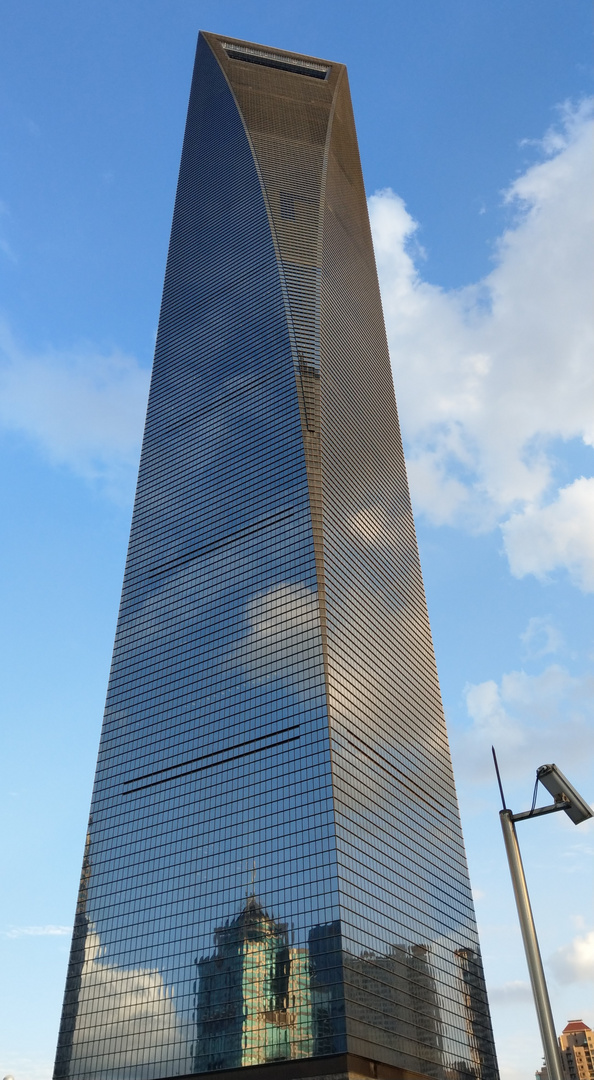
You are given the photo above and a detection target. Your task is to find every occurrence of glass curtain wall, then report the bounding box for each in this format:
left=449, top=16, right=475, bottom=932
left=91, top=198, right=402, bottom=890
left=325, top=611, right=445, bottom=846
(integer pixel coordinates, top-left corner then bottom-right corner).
left=55, top=37, right=341, bottom=1080
left=54, top=31, right=498, bottom=1080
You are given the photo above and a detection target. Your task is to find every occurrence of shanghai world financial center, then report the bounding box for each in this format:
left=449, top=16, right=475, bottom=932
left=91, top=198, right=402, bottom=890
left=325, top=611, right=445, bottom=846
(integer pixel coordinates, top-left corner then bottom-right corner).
left=55, top=31, right=499, bottom=1080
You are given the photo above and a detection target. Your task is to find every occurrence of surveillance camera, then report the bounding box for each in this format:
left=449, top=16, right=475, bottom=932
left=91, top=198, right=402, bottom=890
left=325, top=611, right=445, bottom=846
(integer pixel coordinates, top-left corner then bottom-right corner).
left=537, top=764, right=593, bottom=826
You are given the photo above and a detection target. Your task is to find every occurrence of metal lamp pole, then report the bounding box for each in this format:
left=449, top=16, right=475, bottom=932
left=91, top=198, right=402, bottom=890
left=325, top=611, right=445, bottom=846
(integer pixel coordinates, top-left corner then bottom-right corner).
left=499, top=809, right=563, bottom=1080
left=492, top=752, right=593, bottom=1080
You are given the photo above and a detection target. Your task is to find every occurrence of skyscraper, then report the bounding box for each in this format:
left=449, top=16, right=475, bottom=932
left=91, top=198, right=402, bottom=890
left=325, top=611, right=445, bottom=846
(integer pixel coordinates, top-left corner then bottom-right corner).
left=54, top=32, right=499, bottom=1080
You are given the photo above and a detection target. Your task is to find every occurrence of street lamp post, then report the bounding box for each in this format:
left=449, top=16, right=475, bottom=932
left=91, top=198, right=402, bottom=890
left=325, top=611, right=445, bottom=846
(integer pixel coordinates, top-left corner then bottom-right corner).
left=492, top=753, right=593, bottom=1080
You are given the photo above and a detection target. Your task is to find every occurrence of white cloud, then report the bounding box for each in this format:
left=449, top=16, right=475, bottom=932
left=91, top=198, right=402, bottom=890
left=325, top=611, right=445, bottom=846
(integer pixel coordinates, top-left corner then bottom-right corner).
left=370, top=98, right=594, bottom=590
left=0, top=1055, right=52, bottom=1080
left=502, top=477, right=594, bottom=591
left=487, top=980, right=533, bottom=1005
left=520, top=615, right=563, bottom=658
left=498, top=1067, right=534, bottom=1080
left=549, top=929, right=594, bottom=984
left=0, top=197, right=16, bottom=262
left=454, top=663, right=594, bottom=779
left=0, top=321, right=149, bottom=498
left=69, top=926, right=190, bottom=1075
left=349, top=506, right=392, bottom=546
left=233, top=583, right=322, bottom=683
left=3, top=924, right=71, bottom=938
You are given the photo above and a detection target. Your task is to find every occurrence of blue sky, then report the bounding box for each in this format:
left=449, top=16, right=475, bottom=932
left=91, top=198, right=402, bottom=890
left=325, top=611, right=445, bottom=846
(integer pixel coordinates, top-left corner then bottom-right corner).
left=0, top=2, right=593, bottom=1077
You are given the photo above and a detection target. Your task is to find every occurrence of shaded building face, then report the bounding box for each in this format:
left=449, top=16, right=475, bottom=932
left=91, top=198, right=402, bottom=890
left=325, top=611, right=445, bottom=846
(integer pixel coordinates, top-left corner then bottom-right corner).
left=54, top=32, right=499, bottom=1080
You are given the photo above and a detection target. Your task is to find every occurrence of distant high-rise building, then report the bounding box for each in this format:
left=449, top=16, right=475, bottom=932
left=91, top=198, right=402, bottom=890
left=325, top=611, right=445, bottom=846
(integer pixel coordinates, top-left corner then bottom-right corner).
left=559, top=1020, right=594, bottom=1080
left=54, top=31, right=499, bottom=1080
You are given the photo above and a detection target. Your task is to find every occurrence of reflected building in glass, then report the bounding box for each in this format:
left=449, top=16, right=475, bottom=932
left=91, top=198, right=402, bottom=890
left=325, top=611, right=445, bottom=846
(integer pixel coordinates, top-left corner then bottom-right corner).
left=193, top=893, right=313, bottom=1070
left=54, top=31, right=499, bottom=1080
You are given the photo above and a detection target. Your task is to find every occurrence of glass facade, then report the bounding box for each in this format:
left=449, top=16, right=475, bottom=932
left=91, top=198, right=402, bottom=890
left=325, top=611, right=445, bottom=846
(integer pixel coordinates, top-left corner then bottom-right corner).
left=54, top=32, right=499, bottom=1080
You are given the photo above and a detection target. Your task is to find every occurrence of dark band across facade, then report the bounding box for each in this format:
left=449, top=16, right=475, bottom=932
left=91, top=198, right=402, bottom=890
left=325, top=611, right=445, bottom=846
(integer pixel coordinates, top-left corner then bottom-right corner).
left=54, top=32, right=499, bottom=1080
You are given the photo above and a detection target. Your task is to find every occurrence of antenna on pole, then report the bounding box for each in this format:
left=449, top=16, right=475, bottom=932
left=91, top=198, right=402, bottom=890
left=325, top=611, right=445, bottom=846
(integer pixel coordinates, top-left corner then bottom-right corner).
left=492, top=746, right=507, bottom=810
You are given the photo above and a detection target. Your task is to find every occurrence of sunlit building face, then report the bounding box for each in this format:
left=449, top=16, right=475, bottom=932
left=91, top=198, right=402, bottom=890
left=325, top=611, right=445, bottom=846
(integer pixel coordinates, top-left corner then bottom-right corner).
left=54, top=32, right=499, bottom=1080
